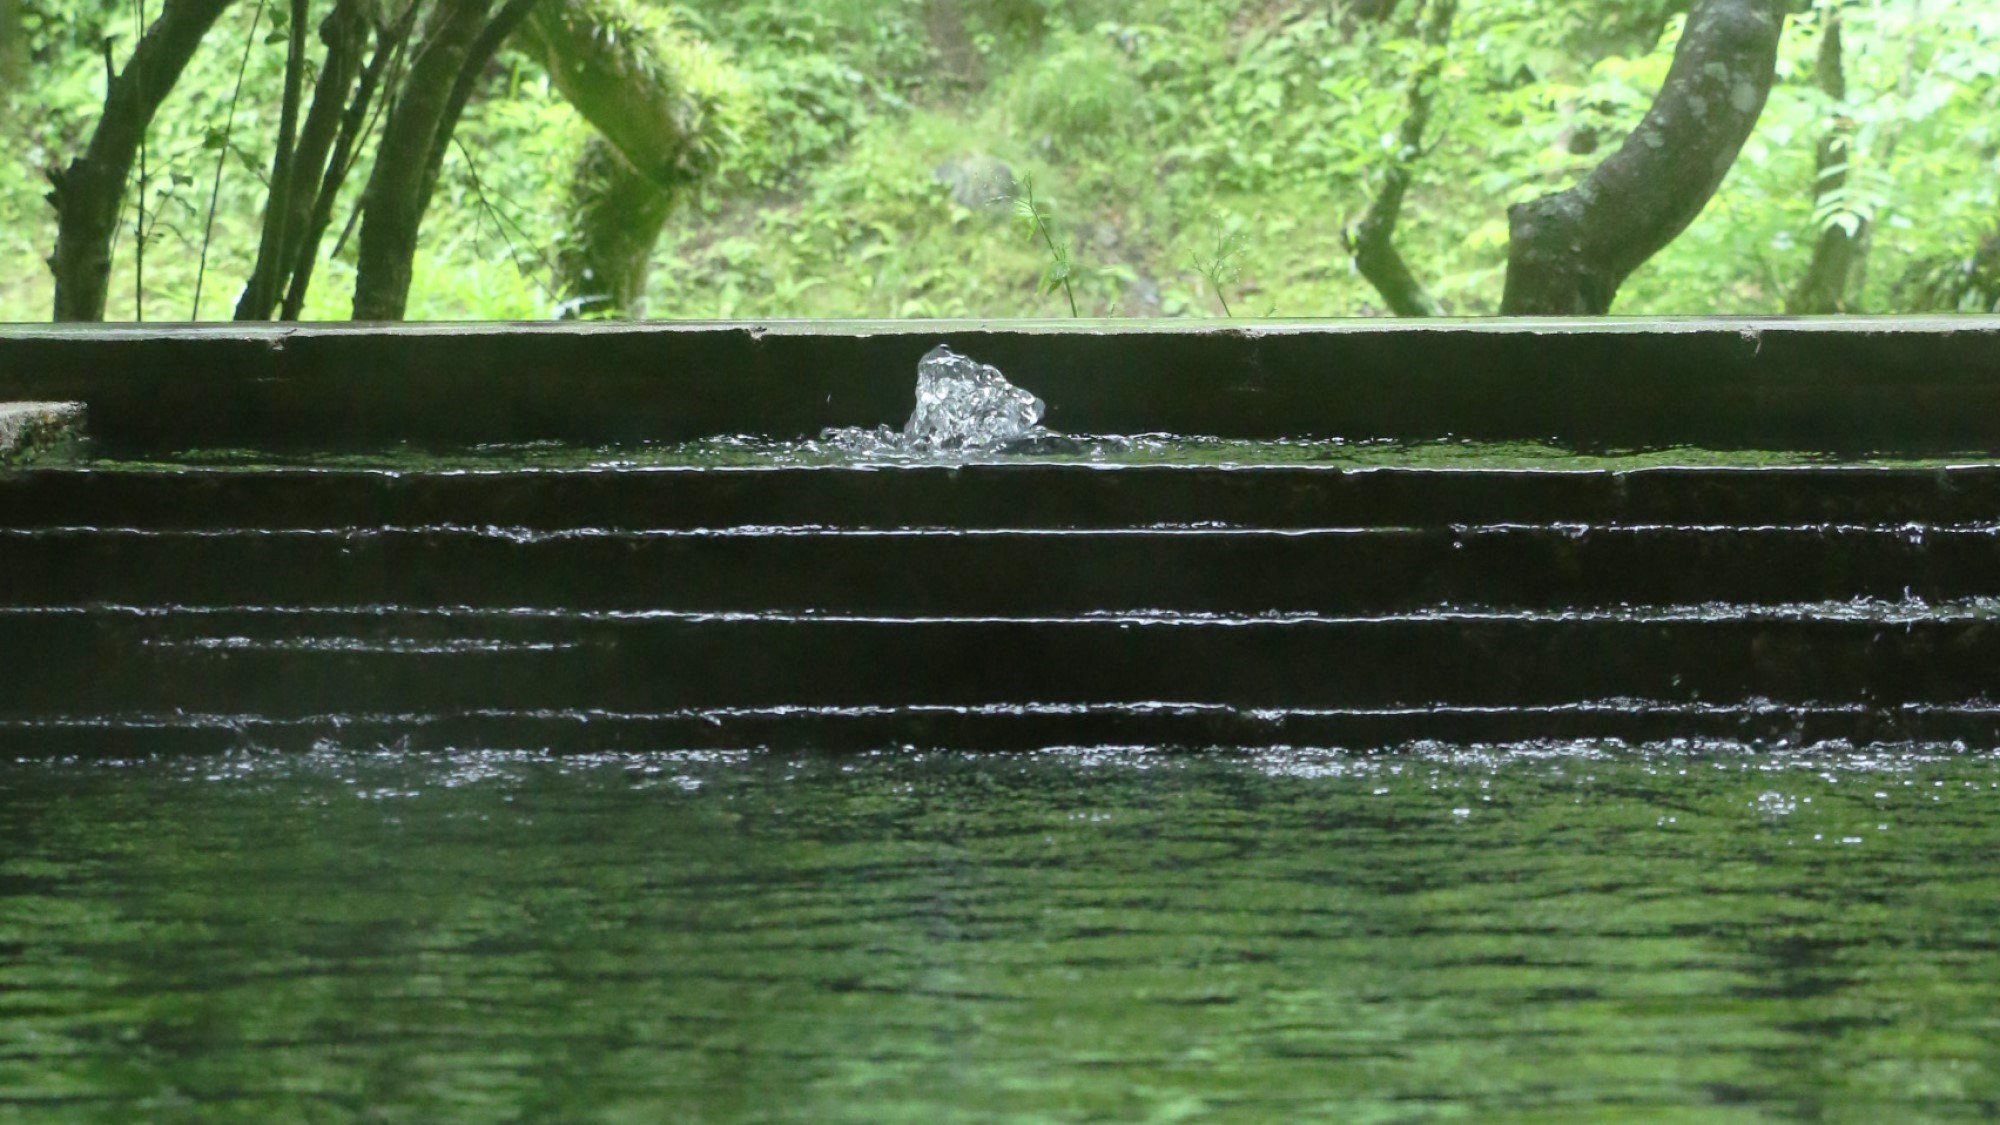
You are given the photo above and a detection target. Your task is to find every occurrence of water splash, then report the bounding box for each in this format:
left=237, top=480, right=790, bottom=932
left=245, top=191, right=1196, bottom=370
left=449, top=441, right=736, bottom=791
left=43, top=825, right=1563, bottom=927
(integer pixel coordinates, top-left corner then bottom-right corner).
left=902, top=345, right=1048, bottom=450
left=776, top=345, right=1062, bottom=461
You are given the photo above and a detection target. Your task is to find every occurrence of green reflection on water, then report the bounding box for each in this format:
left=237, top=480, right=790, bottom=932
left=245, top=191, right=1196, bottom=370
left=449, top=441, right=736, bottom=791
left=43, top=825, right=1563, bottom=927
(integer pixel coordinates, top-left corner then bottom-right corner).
left=4, top=744, right=2000, bottom=1120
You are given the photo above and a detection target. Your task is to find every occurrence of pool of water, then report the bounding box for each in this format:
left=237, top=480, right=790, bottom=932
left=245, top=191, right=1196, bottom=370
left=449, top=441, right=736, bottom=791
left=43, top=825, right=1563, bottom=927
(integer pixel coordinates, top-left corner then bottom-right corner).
left=6, top=742, right=1999, bottom=1119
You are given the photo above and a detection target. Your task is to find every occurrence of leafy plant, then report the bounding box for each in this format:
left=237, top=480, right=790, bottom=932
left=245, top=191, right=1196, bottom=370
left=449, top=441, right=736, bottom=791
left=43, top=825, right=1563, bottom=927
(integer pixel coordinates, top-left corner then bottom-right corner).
left=1186, top=220, right=1245, bottom=316
left=1013, top=174, right=1079, bottom=316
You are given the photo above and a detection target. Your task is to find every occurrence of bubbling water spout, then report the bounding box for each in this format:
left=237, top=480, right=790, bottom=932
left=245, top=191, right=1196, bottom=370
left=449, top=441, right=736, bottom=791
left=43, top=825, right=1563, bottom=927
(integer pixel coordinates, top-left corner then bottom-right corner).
left=902, top=345, right=1047, bottom=450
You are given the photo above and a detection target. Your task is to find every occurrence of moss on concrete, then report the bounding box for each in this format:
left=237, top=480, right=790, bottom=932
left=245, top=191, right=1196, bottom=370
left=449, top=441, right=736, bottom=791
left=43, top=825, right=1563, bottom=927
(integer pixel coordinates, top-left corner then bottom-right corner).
left=0, top=402, right=86, bottom=465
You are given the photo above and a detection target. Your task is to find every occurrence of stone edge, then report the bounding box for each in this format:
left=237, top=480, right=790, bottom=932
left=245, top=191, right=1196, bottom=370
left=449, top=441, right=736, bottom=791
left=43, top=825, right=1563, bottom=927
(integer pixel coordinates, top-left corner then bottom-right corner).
left=0, top=402, right=87, bottom=465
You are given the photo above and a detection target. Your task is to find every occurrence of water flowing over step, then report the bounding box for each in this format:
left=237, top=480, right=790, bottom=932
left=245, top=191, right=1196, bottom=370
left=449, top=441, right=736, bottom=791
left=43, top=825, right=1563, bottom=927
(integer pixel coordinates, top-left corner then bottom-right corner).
left=4, top=462, right=1999, bottom=754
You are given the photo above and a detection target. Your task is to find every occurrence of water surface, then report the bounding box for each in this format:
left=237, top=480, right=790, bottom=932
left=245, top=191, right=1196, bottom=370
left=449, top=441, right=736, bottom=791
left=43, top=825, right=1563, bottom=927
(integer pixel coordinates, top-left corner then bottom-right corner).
left=5, top=742, right=1999, bottom=1120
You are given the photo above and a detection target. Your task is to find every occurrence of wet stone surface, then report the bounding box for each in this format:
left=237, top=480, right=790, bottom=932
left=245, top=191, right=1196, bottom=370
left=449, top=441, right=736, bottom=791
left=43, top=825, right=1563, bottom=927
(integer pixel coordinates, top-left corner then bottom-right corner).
left=0, top=402, right=84, bottom=465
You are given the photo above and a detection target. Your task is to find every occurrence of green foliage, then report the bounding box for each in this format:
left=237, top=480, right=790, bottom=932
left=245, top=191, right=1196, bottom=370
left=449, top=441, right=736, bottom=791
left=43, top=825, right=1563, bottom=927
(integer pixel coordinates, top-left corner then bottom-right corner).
left=673, top=0, right=928, bottom=191
left=1008, top=30, right=1143, bottom=155
left=1, top=0, right=1998, bottom=321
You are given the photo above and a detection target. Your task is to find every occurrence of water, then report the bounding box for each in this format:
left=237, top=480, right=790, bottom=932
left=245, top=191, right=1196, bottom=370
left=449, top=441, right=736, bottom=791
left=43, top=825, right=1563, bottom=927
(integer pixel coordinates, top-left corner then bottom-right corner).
left=900, top=345, right=1047, bottom=450
left=6, top=742, right=2000, bottom=1119
left=12, top=418, right=2000, bottom=1118
left=74, top=437, right=1997, bottom=473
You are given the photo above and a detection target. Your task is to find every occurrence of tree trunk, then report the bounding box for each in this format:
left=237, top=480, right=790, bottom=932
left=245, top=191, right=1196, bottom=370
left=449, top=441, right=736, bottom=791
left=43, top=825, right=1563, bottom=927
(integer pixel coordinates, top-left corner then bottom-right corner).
left=281, top=2, right=420, bottom=320
left=521, top=0, right=732, bottom=318
left=1347, top=0, right=1452, bottom=317
left=554, top=137, right=676, bottom=318
left=233, top=0, right=311, bottom=319
left=237, top=0, right=367, bottom=319
left=350, top=0, right=538, bottom=321
left=1499, top=0, right=1786, bottom=315
left=350, top=0, right=492, bottom=321
left=517, top=0, right=723, bottom=192
left=47, top=0, right=235, bottom=321
left=1787, top=9, right=1861, bottom=314
left=422, top=0, right=541, bottom=190
left=0, top=0, right=25, bottom=98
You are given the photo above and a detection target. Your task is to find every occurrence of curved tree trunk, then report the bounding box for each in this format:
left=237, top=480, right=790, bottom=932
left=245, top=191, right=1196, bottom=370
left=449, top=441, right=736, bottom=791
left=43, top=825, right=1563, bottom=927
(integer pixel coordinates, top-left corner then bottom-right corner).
left=554, top=137, right=676, bottom=317
left=1500, top=0, right=1786, bottom=315
left=1348, top=0, right=1453, bottom=317
left=520, top=0, right=728, bottom=318
left=47, top=0, right=235, bottom=321
left=1787, top=8, right=1862, bottom=314
left=350, top=0, right=539, bottom=321
left=517, top=0, right=720, bottom=191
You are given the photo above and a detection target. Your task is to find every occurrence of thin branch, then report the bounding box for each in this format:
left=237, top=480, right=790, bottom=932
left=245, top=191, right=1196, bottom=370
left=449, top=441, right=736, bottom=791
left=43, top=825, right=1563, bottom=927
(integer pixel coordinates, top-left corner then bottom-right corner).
left=192, top=0, right=265, bottom=319
left=1347, top=0, right=1453, bottom=317
left=451, top=134, right=558, bottom=295
left=233, top=0, right=309, bottom=316
left=132, top=0, right=146, bottom=320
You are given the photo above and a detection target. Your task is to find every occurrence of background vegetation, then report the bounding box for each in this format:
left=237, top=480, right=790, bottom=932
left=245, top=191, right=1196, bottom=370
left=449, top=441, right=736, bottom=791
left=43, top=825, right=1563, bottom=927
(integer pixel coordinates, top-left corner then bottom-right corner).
left=3, top=0, right=1998, bottom=321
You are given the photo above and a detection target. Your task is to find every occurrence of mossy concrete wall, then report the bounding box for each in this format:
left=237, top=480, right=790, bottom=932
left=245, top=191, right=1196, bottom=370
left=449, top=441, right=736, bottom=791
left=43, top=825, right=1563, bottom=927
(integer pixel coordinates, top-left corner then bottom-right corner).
left=1, top=318, right=1998, bottom=455
left=0, top=402, right=85, bottom=464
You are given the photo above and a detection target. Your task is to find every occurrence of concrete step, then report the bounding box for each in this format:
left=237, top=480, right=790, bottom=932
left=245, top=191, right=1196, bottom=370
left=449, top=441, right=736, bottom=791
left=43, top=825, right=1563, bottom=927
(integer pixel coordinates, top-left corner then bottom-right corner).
left=2, top=522, right=1996, bottom=614
left=7, top=464, right=2000, bottom=531
left=7, top=457, right=1999, bottom=750
left=4, top=609, right=1999, bottom=720
left=6, top=320, right=2000, bottom=455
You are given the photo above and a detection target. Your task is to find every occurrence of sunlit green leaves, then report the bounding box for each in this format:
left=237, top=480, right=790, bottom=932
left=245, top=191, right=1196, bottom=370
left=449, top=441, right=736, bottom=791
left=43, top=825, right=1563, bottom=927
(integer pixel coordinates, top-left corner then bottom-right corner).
left=1, top=0, right=1997, bottom=320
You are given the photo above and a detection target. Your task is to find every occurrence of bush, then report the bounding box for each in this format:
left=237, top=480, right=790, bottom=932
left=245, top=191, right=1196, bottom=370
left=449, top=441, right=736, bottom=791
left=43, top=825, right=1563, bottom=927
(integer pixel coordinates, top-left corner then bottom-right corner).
left=1009, top=30, right=1146, bottom=155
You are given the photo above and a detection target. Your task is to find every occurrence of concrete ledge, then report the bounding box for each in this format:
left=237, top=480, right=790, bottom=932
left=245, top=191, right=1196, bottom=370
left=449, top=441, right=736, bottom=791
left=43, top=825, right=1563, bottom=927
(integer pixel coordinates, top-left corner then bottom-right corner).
left=0, top=402, right=85, bottom=464
left=3, top=318, right=1999, bottom=455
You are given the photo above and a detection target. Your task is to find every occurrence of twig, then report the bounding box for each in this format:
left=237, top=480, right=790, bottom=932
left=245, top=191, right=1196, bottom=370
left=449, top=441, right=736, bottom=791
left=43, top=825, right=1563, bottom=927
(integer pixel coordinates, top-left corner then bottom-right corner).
left=451, top=135, right=558, bottom=298
left=132, top=0, right=146, bottom=321
left=1188, top=225, right=1244, bottom=317
left=192, top=0, right=266, bottom=320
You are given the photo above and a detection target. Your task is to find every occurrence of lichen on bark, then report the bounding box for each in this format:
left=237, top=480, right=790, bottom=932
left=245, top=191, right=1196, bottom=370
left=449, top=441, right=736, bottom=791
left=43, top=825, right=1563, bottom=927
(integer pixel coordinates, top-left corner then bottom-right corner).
left=1500, top=0, right=1787, bottom=315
